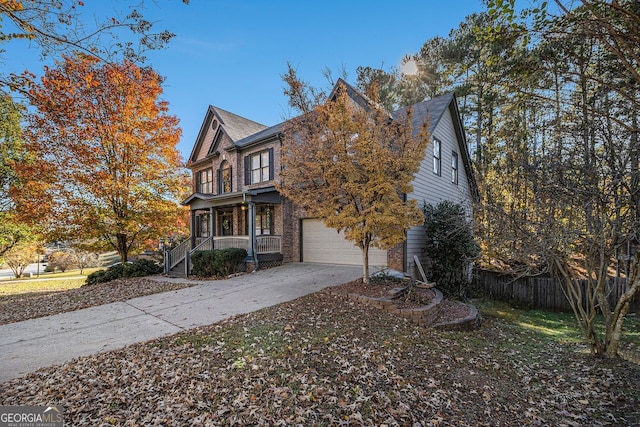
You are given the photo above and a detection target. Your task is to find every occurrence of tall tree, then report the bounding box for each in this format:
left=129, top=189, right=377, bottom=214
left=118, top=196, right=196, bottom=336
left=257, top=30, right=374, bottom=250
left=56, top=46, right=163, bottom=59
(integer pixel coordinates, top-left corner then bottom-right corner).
left=484, top=0, right=640, bottom=358
left=279, top=68, right=430, bottom=283
left=15, top=54, right=188, bottom=262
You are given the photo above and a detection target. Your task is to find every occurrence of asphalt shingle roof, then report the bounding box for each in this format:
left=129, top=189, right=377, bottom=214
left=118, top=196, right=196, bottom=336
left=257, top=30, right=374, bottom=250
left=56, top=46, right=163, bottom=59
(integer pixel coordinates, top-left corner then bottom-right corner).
left=212, top=106, right=268, bottom=142
left=209, top=81, right=457, bottom=153
left=393, top=92, right=455, bottom=136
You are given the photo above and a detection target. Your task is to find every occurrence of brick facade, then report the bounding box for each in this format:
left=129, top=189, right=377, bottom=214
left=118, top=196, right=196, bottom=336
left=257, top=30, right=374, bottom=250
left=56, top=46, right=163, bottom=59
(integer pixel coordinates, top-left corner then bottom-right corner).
left=386, top=242, right=405, bottom=272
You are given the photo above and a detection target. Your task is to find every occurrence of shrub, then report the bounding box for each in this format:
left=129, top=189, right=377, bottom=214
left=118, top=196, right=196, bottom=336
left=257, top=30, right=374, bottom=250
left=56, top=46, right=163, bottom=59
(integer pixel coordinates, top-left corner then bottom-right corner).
left=423, top=200, right=479, bottom=299
left=85, top=259, right=163, bottom=285
left=190, top=251, right=217, bottom=278
left=126, top=258, right=163, bottom=277
left=190, top=248, right=247, bottom=278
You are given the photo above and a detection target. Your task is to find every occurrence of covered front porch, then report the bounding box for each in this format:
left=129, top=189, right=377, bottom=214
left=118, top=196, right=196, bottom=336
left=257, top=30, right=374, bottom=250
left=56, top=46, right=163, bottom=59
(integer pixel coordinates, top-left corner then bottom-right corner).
left=167, top=187, right=283, bottom=276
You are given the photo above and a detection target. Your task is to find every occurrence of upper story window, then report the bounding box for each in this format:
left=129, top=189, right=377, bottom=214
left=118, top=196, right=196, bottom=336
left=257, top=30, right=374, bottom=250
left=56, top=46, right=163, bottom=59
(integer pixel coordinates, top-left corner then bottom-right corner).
left=244, top=148, right=274, bottom=185
left=197, top=168, right=213, bottom=193
left=451, top=151, right=459, bottom=185
left=218, top=161, right=232, bottom=194
left=433, top=138, right=441, bottom=176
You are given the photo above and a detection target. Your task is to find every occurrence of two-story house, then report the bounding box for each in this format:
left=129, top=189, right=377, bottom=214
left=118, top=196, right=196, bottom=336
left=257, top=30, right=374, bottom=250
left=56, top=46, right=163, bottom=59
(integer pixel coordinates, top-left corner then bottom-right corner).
left=167, top=79, right=478, bottom=277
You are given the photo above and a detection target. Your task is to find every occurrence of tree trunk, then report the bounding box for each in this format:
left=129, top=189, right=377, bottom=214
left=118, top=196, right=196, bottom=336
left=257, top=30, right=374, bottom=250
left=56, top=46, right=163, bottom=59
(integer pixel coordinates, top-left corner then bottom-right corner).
left=362, top=244, right=370, bottom=285
left=116, top=233, right=129, bottom=263
left=606, top=255, right=640, bottom=357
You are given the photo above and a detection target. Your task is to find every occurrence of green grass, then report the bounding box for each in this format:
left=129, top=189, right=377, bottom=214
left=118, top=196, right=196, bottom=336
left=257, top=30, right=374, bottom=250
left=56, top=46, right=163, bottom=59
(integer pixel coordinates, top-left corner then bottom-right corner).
left=8, top=267, right=103, bottom=280
left=0, top=277, right=87, bottom=297
left=478, top=299, right=640, bottom=348
left=0, top=267, right=105, bottom=297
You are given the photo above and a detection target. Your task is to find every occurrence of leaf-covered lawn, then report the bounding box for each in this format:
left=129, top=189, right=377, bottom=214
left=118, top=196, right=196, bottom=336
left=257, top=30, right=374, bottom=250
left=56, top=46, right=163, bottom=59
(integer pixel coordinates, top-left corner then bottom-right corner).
left=1, top=291, right=638, bottom=426
left=0, top=278, right=198, bottom=325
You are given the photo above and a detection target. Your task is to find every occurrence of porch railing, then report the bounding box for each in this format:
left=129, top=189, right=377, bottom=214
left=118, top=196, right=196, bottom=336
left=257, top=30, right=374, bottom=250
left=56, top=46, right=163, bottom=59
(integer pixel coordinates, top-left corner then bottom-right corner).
left=165, top=239, right=189, bottom=272
left=213, top=236, right=249, bottom=250
left=165, top=235, right=283, bottom=275
left=193, top=236, right=213, bottom=252
left=256, top=235, right=281, bottom=253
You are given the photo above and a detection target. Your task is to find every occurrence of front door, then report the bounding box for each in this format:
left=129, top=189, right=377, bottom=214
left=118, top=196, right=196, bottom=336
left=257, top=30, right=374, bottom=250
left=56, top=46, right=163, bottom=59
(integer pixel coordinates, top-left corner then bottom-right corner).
left=218, top=210, right=234, bottom=236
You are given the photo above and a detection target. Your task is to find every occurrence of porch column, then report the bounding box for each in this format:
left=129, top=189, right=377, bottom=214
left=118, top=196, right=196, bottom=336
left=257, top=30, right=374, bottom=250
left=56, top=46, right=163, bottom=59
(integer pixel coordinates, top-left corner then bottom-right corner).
left=246, top=202, right=259, bottom=268
left=189, top=210, right=196, bottom=250
left=209, top=207, right=215, bottom=240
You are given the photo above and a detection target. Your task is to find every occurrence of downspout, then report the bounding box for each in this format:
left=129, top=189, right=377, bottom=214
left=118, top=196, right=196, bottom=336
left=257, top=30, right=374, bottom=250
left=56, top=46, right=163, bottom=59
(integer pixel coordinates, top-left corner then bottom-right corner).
left=187, top=210, right=197, bottom=276
left=189, top=210, right=196, bottom=250
left=246, top=201, right=259, bottom=270
left=209, top=207, right=215, bottom=242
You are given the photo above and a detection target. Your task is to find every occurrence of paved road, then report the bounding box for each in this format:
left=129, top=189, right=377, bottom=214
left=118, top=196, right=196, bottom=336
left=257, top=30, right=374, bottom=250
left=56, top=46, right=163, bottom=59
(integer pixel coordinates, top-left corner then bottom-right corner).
left=0, top=263, right=48, bottom=280
left=0, top=263, right=361, bottom=383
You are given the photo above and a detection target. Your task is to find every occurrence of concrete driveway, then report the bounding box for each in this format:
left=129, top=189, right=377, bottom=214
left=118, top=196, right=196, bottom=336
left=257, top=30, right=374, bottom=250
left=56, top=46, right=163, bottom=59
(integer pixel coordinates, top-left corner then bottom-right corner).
left=0, top=263, right=361, bottom=383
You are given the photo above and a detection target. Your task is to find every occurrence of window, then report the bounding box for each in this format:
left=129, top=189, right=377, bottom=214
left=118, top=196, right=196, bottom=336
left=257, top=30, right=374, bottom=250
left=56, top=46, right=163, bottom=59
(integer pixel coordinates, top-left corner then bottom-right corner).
left=197, top=168, right=213, bottom=193
left=252, top=151, right=270, bottom=183
left=433, top=138, right=441, bottom=175
left=245, top=148, right=274, bottom=185
left=255, top=205, right=273, bottom=236
left=451, top=151, right=459, bottom=185
left=218, top=162, right=232, bottom=193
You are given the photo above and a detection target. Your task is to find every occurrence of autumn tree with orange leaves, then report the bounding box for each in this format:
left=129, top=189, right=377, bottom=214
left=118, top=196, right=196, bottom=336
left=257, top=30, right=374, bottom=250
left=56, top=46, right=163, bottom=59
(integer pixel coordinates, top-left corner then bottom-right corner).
left=15, top=54, right=188, bottom=263
left=278, top=69, right=430, bottom=283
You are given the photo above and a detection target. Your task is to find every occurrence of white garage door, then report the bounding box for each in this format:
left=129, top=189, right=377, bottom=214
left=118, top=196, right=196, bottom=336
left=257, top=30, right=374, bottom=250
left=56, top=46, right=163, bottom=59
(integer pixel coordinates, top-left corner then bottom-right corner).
left=301, top=219, right=387, bottom=267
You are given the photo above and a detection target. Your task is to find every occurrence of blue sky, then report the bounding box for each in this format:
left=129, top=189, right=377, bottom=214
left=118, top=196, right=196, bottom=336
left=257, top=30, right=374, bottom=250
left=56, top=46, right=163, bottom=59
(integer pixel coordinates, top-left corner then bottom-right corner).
left=7, top=0, right=486, bottom=159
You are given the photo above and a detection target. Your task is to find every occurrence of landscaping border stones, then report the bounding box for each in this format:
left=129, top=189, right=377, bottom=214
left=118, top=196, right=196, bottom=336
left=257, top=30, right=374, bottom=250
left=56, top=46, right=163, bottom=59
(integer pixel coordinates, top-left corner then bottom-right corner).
left=328, top=284, right=482, bottom=330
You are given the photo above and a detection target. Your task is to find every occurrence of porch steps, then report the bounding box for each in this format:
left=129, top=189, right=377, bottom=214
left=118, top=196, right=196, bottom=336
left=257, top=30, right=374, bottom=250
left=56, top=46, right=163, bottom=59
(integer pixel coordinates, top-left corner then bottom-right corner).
left=167, top=259, right=187, bottom=278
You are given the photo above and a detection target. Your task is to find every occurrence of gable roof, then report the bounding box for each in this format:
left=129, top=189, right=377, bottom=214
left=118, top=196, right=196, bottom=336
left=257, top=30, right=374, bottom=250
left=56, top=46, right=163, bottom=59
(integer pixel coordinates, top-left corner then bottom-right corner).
left=328, top=78, right=377, bottom=112
left=333, top=80, right=478, bottom=201
left=215, top=106, right=268, bottom=141
left=187, top=80, right=478, bottom=202
left=188, top=105, right=267, bottom=164
left=395, top=92, right=454, bottom=135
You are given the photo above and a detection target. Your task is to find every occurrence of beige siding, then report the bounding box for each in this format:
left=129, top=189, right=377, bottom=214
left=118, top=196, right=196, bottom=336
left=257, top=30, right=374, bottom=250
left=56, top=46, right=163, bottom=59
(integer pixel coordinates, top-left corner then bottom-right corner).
left=195, top=123, right=216, bottom=161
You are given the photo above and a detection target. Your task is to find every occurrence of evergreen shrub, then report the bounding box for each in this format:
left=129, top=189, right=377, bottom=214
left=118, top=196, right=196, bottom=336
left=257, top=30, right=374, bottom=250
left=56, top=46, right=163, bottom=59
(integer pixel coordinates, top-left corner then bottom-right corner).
left=85, top=258, right=163, bottom=285
left=190, top=248, right=247, bottom=277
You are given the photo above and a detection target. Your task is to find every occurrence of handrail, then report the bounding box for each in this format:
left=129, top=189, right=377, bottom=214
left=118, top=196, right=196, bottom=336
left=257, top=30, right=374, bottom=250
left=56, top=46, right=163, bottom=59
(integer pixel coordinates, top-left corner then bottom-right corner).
left=191, top=236, right=213, bottom=253
left=167, top=239, right=190, bottom=271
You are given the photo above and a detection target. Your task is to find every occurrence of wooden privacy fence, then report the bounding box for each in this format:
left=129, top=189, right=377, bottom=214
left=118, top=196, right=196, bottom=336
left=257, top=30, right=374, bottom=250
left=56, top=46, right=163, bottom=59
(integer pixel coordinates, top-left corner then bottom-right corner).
left=475, top=269, right=640, bottom=313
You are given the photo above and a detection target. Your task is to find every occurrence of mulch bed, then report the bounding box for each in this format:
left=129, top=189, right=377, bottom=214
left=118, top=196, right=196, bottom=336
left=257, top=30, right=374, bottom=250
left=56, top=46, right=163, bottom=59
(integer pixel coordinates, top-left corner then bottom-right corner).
left=326, top=277, right=407, bottom=298
left=326, top=277, right=472, bottom=324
